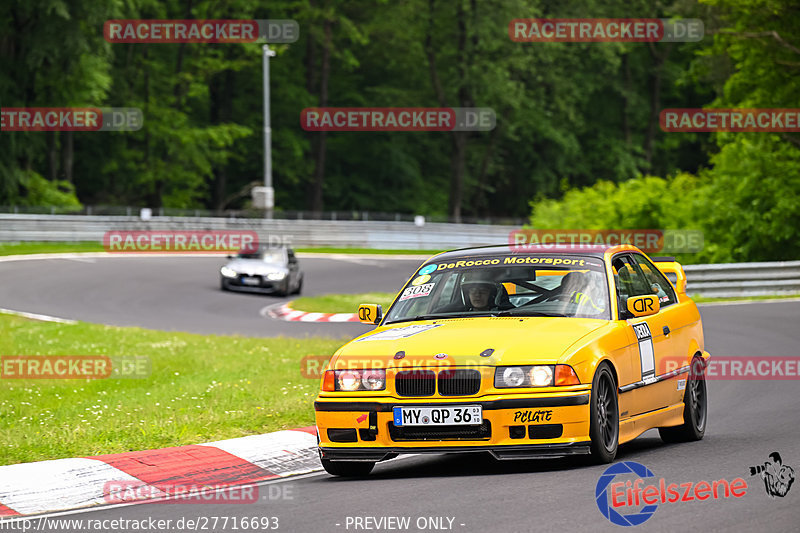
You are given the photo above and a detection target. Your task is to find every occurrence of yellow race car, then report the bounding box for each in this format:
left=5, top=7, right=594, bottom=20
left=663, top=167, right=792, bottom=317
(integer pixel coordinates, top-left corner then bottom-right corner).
left=314, top=244, right=709, bottom=476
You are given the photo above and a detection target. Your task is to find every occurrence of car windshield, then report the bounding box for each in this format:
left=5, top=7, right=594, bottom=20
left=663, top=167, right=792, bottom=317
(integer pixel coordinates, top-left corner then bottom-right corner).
left=383, top=254, right=611, bottom=323
left=237, top=249, right=285, bottom=263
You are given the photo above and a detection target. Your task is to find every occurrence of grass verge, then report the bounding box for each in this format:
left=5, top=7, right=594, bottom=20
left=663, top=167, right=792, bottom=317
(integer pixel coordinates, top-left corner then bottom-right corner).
left=0, top=241, right=104, bottom=256
left=0, top=313, right=345, bottom=466
left=296, top=247, right=440, bottom=255
left=291, top=292, right=397, bottom=314
left=0, top=242, right=440, bottom=257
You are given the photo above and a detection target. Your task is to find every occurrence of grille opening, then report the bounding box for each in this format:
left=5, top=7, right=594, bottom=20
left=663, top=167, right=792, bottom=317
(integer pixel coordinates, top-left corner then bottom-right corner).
left=389, top=420, right=491, bottom=441
left=509, top=425, right=526, bottom=439
left=395, top=370, right=436, bottom=397
left=438, top=369, right=481, bottom=396
left=528, top=424, right=563, bottom=439
left=327, top=428, right=358, bottom=443
left=358, top=429, right=376, bottom=441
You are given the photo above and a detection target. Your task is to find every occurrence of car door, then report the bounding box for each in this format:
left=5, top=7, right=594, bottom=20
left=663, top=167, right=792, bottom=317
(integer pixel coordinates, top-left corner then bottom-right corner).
left=612, top=254, right=674, bottom=416
left=629, top=254, right=687, bottom=404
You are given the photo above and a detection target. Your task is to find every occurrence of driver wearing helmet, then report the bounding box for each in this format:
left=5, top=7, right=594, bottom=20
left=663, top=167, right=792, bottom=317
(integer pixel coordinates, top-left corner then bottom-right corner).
left=435, top=270, right=513, bottom=313
left=557, top=271, right=603, bottom=312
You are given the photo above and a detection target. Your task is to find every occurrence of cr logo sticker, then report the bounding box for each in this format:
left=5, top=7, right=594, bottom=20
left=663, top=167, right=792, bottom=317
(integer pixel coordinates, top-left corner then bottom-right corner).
left=358, top=306, right=373, bottom=322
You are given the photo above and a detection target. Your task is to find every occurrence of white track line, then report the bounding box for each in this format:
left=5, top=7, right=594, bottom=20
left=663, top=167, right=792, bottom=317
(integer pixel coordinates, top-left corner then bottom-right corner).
left=697, top=297, right=800, bottom=307
left=0, top=308, right=77, bottom=324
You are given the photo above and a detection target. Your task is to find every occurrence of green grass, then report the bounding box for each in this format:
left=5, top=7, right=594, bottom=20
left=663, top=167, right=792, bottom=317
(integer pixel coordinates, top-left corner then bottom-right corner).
left=291, top=292, right=397, bottom=314
left=0, top=313, right=347, bottom=466
left=0, top=242, right=439, bottom=257
left=296, top=247, right=441, bottom=255
left=0, top=241, right=104, bottom=256
left=691, top=293, right=800, bottom=303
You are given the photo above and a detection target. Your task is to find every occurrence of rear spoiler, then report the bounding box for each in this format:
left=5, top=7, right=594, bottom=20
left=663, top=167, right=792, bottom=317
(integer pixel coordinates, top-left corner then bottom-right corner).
left=652, top=257, right=687, bottom=294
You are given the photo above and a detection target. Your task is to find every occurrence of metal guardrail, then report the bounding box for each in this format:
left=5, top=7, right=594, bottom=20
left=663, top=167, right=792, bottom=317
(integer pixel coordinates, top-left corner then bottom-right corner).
left=684, top=261, right=800, bottom=298
left=0, top=213, right=511, bottom=250
left=1, top=214, right=799, bottom=298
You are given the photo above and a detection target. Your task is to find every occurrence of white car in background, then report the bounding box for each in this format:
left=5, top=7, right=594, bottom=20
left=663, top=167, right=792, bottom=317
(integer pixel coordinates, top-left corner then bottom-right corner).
left=219, top=246, right=303, bottom=296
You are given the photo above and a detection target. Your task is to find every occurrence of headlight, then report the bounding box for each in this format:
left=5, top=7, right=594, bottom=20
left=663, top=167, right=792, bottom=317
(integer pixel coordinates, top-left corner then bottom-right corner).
left=361, top=370, right=386, bottom=391
left=501, top=367, right=526, bottom=387
left=325, top=369, right=387, bottom=392
left=337, top=370, right=362, bottom=391
left=495, top=365, right=577, bottom=388
left=266, top=272, right=286, bottom=281
left=220, top=266, right=237, bottom=278
left=530, top=365, right=554, bottom=387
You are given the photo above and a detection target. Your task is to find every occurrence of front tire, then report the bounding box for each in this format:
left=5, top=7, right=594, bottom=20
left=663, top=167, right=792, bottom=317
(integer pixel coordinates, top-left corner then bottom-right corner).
left=220, top=277, right=228, bottom=291
left=587, top=363, right=619, bottom=464
left=321, top=459, right=375, bottom=477
left=659, top=356, right=707, bottom=443
left=273, top=280, right=289, bottom=297
left=293, top=276, right=303, bottom=295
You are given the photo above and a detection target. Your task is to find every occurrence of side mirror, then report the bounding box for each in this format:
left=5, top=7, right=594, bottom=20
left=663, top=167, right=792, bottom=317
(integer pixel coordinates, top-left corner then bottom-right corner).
left=357, top=303, right=383, bottom=325
left=626, top=295, right=660, bottom=318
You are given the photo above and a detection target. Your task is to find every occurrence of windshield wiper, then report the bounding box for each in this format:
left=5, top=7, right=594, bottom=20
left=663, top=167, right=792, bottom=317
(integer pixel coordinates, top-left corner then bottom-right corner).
left=383, top=314, right=451, bottom=325
left=496, top=310, right=569, bottom=318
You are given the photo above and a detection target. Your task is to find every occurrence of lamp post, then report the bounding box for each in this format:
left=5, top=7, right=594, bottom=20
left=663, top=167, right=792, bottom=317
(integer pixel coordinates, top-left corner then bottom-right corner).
left=262, top=43, right=276, bottom=219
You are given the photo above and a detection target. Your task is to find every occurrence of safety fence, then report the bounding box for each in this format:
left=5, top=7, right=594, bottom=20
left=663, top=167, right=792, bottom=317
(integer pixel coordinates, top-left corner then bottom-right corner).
left=1, top=214, right=798, bottom=298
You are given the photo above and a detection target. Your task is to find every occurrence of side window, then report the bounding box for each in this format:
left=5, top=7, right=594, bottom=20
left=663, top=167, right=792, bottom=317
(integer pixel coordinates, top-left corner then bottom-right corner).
left=631, top=255, right=677, bottom=307
left=612, top=255, right=652, bottom=317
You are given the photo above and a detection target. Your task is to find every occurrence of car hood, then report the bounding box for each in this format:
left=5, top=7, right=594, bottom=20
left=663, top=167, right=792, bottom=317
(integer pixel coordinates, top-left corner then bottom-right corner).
left=334, top=317, right=609, bottom=368
left=224, top=259, right=287, bottom=275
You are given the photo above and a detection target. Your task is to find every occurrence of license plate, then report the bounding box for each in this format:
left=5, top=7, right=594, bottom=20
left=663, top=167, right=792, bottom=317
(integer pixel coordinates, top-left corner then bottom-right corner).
left=241, top=276, right=260, bottom=286
left=393, top=405, right=482, bottom=426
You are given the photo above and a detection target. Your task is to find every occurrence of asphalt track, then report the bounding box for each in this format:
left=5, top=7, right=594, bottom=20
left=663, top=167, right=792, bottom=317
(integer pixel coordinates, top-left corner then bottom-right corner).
left=0, top=254, right=425, bottom=338
left=2, top=256, right=800, bottom=532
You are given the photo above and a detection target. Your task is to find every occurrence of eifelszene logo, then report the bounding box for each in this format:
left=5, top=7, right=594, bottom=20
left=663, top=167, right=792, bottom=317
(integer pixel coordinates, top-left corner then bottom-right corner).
left=595, top=461, right=748, bottom=526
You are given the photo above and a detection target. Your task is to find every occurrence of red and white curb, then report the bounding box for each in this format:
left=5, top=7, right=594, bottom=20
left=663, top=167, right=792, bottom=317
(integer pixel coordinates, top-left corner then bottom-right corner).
left=267, top=302, right=359, bottom=323
left=0, top=427, right=320, bottom=517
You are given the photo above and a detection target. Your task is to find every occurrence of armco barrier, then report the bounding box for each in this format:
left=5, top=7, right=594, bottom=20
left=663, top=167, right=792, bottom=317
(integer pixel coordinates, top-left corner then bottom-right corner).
left=0, top=214, right=509, bottom=250
left=683, top=261, right=800, bottom=298
left=1, top=214, right=799, bottom=298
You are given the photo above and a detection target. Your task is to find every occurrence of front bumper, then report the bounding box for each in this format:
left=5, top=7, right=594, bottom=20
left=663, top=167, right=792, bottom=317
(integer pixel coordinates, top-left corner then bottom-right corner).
left=222, top=276, right=285, bottom=293
left=315, top=392, right=591, bottom=461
